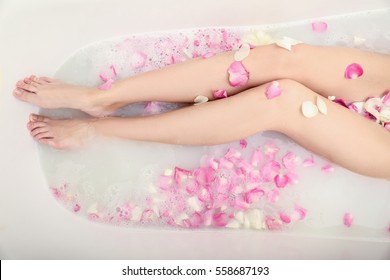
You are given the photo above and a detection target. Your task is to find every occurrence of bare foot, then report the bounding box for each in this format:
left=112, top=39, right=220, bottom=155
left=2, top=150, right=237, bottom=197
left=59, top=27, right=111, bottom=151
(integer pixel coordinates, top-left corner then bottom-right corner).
left=13, top=75, right=123, bottom=117
left=27, top=113, right=97, bottom=149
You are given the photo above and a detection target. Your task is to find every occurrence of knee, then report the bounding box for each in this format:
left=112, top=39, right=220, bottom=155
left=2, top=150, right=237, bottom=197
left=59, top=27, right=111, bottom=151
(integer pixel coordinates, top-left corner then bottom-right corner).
left=271, top=79, right=315, bottom=103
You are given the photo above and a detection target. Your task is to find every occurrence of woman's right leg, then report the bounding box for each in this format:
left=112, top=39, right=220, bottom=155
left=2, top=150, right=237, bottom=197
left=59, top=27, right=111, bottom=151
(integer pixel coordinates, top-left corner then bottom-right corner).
left=28, top=79, right=390, bottom=179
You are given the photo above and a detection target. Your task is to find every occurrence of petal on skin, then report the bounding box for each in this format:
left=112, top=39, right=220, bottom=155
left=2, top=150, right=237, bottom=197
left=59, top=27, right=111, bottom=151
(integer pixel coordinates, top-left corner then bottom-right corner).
left=194, top=95, right=209, bottom=105
left=302, top=101, right=319, bottom=118
left=333, top=98, right=349, bottom=108
left=384, top=122, right=390, bottom=132
left=227, top=61, right=250, bottom=87
left=275, top=36, right=302, bottom=51
left=274, top=174, right=289, bottom=188
left=328, top=95, right=336, bottom=101
left=316, top=97, right=328, bottom=115
left=212, top=89, right=228, bottom=99
left=98, top=78, right=114, bottom=90
left=321, top=164, right=334, bottom=174
left=312, top=21, right=328, bottom=33
left=202, top=52, right=216, bottom=59
left=265, top=81, right=282, bottom=99
left=380, top=107, right=390, bottom=123
left=239, top=139, right=248, bottom=149
left=343, top=212, right=353, bottom=227
left=382, top=91, right=390, bottom=106
left=348, top=102, right=364, bottom=114
left=344, top=63, right=364, bottom=79
left=234, top=43, right=251, bottom=61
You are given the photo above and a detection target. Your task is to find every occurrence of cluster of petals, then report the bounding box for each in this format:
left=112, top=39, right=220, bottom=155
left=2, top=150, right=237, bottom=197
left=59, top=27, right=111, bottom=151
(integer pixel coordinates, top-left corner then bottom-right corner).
left=332, top=92, right=390, bottom=131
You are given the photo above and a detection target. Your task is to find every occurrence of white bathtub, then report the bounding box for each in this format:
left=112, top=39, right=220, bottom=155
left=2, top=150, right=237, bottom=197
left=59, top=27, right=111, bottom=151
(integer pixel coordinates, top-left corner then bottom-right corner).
left=1, top=0, right=389, bottom=259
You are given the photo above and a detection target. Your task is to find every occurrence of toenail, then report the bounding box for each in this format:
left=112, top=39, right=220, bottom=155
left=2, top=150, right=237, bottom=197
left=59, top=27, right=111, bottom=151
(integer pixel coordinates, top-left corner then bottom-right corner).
left=14, top=89, right=22, bottom=95
left=30, top=114, right=38, bottom=121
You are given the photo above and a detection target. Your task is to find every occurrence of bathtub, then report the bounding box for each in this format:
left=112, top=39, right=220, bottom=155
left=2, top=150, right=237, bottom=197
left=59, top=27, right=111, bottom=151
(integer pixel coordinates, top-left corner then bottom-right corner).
left=0, top=0, right=389, bottom=259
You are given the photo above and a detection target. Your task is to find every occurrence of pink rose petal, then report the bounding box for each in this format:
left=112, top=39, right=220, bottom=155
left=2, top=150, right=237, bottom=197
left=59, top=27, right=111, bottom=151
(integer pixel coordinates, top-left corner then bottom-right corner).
left=280, top=213, right=291, bottom=224
left=321, top=164, right=334, bottom=174
left=312, top=21, right=328, bottom=33
left=267, top=189, right=280, bottom=203
left=250, top=149, right=263, bottom=167
left=244, top=187, right=265, bottom=204
left=73, top=204, right=81, bottom=212
left=265, top=216, right=283, bottom=230
left=303, top=156, right=316, bottom=167
left=202, top=52, right=216, bottom=59
left=383, top=91, right=390, bottom=106
left=384, top=122, right=390, bottom=132
left=144, top=101, right=161, bottom=115
left=88, top=213, right=100, bottom=221
left=187, top=212, right=204, bottom=228
left=213, top=212, right=229, bottom=227
left=130, top=51, right=148, bottom=69
left=264, top=142, right=279, bottom=160
left=261, top=161, right=281, bottom=182
left=173, top=167, right=192, bottom=184
left=343, top=212, right=353, bottom=227
left=282, top=151, right=299, bottom=170
left=274, top=174, right=289, bottom=188
left=227, top=61, right=249, bottom=87
left=98, top=78, right=114, bottom=90
left=239, top=139, right=248, bottom=149
left=265, top=81, right=282, bottom=99
left=344, top=63, right=364, bottom=79
left=213, top=89, right=228, bottom=99
left=286, top=172, right=299, bottom=185
left=293, top=206, right=307, bottom=220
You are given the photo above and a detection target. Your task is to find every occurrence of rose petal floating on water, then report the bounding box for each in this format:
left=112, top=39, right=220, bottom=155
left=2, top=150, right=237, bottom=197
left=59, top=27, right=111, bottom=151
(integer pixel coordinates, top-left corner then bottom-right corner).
left=302, top=101, right=319, bottom=118
left=98, top=78, right=114, bottom=90
left=312, top=21, right=328, bottom=33
left=344, top=63, right=364, bottom=79
left=227, top=61, right=250, bottom=87
left=212, top=89, right=228, bottom=99
left=239, top=139, right=248, bottom=149
left=265, top=216, right=283, bottom=230
left=321, top=164, right=334, bottom=174
left=202, top=52, right=216, bottom=59
left=328, top=95, right=336, bottom=101
left=264, top=142, right=279, bottom=160
left=194, top=95, right=209, bottom=105
left=261, top=161, right=281, bottom=182
left=316, top=97, right=328, bottom=115
left=343, top=212, right=353, bottom=227
left=213, top=212, right=229, bottom=227
left=280, top=213, right=291, bottom=224
left=250, top=149, right=263, bottom=167
left=130, top=51, right=148, bottom=69
left=73, top=204, right=81, bottom=212
left=267, top=189, right=280, bottom=203
left=246, top=209, right=264, bottom=230
left=265, top=81, right=282, bottom=99
left=244, top=187, right=265, bottom=204
left=303, top=156, right=316, bottom=167
left=282, top=151, right=299, bottom=170
left=234, top=43, right=251, bottom=61
left=274, top=174, right=289, bottom=188
left=286, top=172, right=299, bottom=185
left=144, top=101, right=161, bottom=115
left=275, top=36, right=302, bottom=51
left=293, top=206, right=307, bottom=220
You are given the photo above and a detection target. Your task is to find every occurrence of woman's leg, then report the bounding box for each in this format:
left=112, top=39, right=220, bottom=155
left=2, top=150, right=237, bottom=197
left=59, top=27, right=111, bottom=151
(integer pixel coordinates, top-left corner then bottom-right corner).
left=28, top=79, right=390, bottom=179
left=14, top=44, right=390, bottom=115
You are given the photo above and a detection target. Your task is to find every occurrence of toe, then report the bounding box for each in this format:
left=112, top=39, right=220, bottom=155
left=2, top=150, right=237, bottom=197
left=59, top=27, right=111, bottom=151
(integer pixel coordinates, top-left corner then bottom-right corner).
left=30, top=114, right=50, bottom=122
left=17, top=81, right=37, bottom=92
left=31, top=127, right=49, bottom=137
left=13, top=88, right=39, bottom=104
left=27, top=121, right=47, bottom=131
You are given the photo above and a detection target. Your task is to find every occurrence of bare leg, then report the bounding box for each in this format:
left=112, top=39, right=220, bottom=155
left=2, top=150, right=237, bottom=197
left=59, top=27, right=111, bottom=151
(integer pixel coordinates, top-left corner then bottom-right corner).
left=14, top=44, right=390, bottom=115
left=28, top=79, right=390, bottom=179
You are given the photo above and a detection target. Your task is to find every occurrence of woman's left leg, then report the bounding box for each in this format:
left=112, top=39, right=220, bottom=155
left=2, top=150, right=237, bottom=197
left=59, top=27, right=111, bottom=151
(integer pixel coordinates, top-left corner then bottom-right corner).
left=28, top=79, right=390, bottom=178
